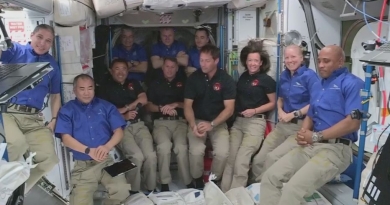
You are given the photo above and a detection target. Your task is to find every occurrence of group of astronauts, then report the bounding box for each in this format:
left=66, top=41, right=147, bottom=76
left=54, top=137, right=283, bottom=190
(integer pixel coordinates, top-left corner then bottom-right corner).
left=1, top=23, right=365, bottom=205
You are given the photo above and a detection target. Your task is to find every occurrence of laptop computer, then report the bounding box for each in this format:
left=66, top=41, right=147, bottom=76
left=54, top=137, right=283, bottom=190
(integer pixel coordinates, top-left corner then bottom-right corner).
left=0, top=62, right=53, bottom=104
left=360, top=42, right=390, bottom=66
left=361, top=133, right=390, bottom=205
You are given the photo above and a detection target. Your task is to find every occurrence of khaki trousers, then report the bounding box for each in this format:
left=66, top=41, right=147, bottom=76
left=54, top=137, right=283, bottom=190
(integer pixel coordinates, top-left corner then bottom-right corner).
left=188, top=120, right=230, bottom=180
left=221, top=117, right=266, bottom=192
left=70, top=158, right=131, bottom=205
left=251, top=120, right=302, bottom=182
left=260, top=143, right=352, bottom=205
left=153, top=119, right=192, bottom=185
left=2, top=110, right=59, bottom=192
left=118, top=121, right=157, bottom=191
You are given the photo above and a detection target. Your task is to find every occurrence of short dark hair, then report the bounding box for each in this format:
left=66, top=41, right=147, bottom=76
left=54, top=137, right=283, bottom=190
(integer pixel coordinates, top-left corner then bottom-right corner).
left=200, top=44, right=220, bottom=60
left=163, top=57, right=178, bottom=65
left=195, top=27, right=210, bottom=38
left=195, top=27, right=211, bottom=45
left=160, top=27, right=175, bottom=32
left=110, top=58, right=128, bottom=69
left=33, top=24, right=55, bottom=37
left=240, top=45, right=271, bottom=74
left=120, top=26, right=134, bottom=35
left=73, top=74, right=94, bottom=87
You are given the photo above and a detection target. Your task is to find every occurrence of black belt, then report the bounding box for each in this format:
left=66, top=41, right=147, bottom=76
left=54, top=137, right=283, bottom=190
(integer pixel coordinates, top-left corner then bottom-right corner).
left=237, top=113, right=265, bottom=119
left=159, top=116, right=183, bottom=120
left=127, top=118, right=141, bottom=124
left=10, top=104, right=39, bottom=113
left=321, top=138, right=351, bottom=146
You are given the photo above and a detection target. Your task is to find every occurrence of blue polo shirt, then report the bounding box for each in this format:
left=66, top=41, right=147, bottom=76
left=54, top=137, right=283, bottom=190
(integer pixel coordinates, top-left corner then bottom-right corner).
left=0, top=42, right=61, bottom=109
left=151, top=41, right=186, bottom=58
left=54, top=97, right=126, bottom=161
left=112, top=43, right=147, bottom=82
left=188, top=47, right=221, bottom=70
left=307, top=67, right=364, bottom=142
left=279, top=65, right=319, bottom=113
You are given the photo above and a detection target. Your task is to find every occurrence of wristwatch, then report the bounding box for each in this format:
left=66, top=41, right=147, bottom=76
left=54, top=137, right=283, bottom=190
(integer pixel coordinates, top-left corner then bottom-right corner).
left=312, top=132, right=323, bottom=143
left=125, top=105, right=130, bottom=111
left=293, top=110, right=299, bottom=118
left=211, top=121, right=215, bottom=128
left=130, top=61, right=135, bottom=67
left=84, top=147, right=90, bottom=154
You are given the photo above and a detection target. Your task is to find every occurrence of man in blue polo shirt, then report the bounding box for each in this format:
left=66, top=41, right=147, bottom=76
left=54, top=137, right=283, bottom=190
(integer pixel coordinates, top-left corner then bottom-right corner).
left=187, top=26, right=221, bottom=75
left=112, top=26, right=148, bottom=82
left=260, top=45, right=364, bottom=205
left=150, top=27, right=188, bottom=81
left=55, top=74, right=130, bottom=205
left=1, top=24, right=61, bottom=193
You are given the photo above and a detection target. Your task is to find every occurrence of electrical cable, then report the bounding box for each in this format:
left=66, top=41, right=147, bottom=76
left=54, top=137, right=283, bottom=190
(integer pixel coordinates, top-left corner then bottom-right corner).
left=0, top=132, right=5, bottom=143
left=345, top=0, right=390, bottom=25
left=376, top=0, right=388, bottom=126
left=372, top=145, right=383, bottom=172
left=362, top=2, right=380, bottom=39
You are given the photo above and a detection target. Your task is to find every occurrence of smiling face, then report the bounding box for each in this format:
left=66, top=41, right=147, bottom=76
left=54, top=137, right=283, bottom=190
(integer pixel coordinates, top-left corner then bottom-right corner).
left=284, top=45, right=303, bottom=72
left=110, top=61, right=129, bottom=84
left=30, top=28, right=54, bottom=55
left=246, top=52, right=262, bottom=74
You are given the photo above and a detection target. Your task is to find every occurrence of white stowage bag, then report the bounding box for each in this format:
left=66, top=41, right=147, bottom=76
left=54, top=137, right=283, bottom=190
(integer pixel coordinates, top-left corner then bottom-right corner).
left=142, top=0, right=186, bottom=11
left=203, top=174, right=233, bottom=205
left=53, top=0, right=95, bottom=27
left=225, top=187, right=255, bottom=205
left=92, top=0, right=143, bottom=18
left=55, top=26, right=83, bottom=75
left=0, top=153, right=37, bottom=205
left=124, top=0, right=144, bottom=10
left=177, top=189, right=206, bottom=205
left=228, top=0, right=267, bottom=9
left=246, top=183, right=261, bottom=204
left=185, top=0, right=231, bottom=7
left=122, top=193, right=154, bottom=205
left=148, top=191, right=186, bottom=205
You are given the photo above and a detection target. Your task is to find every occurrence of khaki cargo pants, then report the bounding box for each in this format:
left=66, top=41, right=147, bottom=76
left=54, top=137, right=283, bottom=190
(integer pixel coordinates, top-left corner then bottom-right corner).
left=152, top=119, right=192, bottom=185
left=2, top=108, right=59, bottom=192
left=251, top=120, right=302, bottom=182
left=118, top=121, right=157, bottom=191
left=188, top=120, right=230, bottom=180
left=260, top=142, right=352, bottom=205
left=221, top=117, right=266, bottom=192
left=70, top=158, right=131, bottom=205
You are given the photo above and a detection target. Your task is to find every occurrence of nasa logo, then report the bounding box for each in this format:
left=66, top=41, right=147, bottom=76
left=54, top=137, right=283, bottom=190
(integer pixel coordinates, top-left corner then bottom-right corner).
left=213, top=82, right=221, bottom=91
left=252, top=79, right=259, bottom=86
left=128, top=83, right=134, bottom=90
left=176, top=82, right=182, bottom=87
